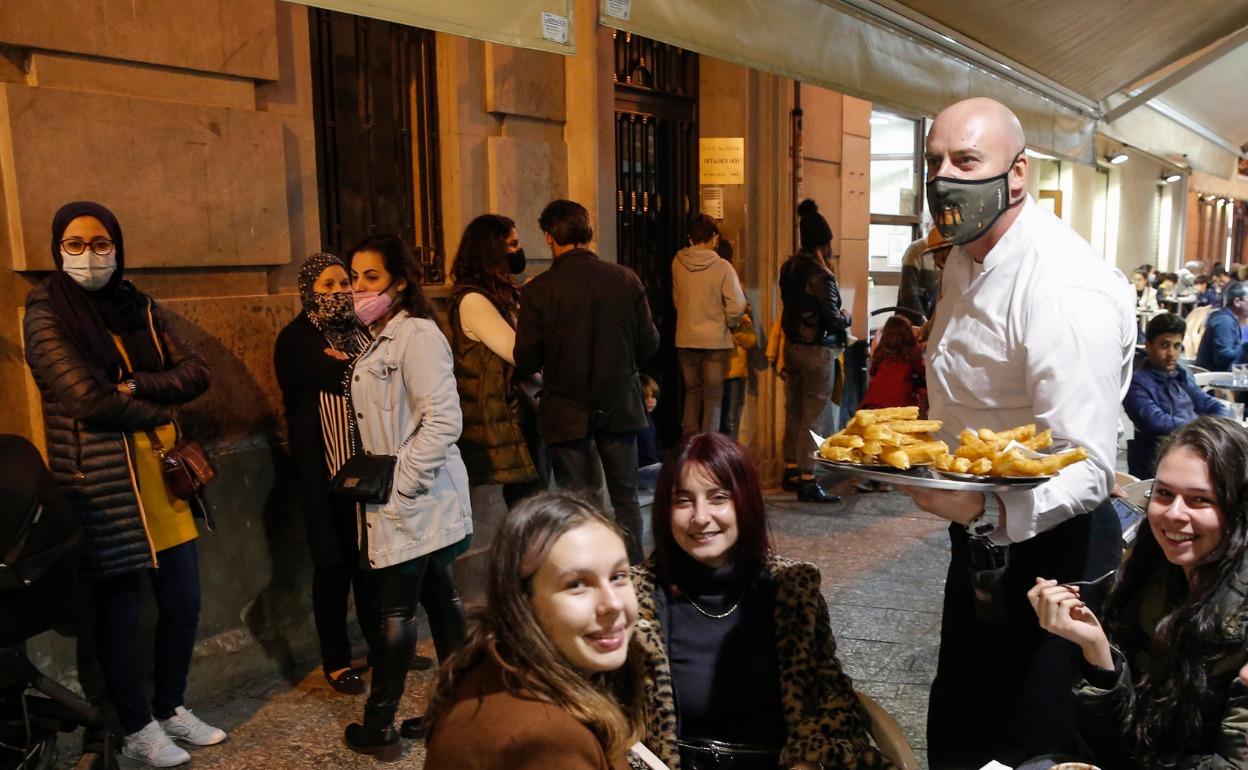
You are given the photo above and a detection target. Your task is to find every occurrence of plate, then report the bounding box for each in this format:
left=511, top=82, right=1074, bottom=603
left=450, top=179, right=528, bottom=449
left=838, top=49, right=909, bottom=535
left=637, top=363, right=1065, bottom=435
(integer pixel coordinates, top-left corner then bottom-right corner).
left=810, top=453, right=1052, bottom=492
left=935, top=470, right=1057, bottom=484
left=818, top=459, right=933, bottom=474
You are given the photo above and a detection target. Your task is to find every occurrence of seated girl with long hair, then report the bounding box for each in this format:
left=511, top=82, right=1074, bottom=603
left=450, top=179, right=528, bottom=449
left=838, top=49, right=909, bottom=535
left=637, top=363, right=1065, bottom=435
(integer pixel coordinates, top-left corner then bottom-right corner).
left=860, top=315, right=925, bottom=411
left=1030, top=416, right=1248, bottom=768
left=634, top=432, right=893, bottom=770
left=423, top=492, right=647, bottom=770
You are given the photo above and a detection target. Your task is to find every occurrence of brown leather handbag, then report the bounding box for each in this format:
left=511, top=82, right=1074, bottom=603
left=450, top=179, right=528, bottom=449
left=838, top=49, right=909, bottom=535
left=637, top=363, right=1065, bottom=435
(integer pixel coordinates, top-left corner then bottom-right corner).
left=146, top=428, right=216, bottom=500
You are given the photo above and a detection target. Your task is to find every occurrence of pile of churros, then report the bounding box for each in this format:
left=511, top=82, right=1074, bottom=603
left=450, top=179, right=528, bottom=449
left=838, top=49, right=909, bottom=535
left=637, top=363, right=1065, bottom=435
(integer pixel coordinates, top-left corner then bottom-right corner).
left=933, top=424, right=1089, bottom=477
left=818, top=407, right=948, bottom=470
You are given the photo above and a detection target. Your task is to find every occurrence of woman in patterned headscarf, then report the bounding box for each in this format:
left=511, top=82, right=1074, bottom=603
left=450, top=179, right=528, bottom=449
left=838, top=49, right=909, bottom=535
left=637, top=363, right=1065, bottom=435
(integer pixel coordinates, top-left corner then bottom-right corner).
left=274, top=252, right=378, bottom=694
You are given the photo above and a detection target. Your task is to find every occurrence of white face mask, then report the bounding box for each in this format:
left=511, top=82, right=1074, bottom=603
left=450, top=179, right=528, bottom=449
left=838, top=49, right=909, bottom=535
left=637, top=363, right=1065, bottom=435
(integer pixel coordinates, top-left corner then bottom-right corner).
left=61, top=250, right=117, bottom=291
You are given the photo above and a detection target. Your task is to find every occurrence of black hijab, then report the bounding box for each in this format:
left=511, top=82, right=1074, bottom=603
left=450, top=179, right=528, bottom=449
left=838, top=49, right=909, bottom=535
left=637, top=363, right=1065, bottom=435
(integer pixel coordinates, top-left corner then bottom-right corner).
left=45, top=202, right=163, bottom=380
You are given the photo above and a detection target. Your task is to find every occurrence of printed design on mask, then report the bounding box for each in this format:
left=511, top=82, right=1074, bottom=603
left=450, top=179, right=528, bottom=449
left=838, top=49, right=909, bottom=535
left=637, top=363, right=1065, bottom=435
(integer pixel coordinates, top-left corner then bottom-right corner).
left=925, top=154, right=1021, bottom=246
left=308, top=291, right=356, bottom=332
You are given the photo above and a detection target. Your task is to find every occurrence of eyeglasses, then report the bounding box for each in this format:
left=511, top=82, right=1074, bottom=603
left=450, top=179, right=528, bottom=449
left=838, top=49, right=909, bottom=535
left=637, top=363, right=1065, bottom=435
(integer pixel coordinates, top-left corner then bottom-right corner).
left=60, top=238, right=115, bottom=257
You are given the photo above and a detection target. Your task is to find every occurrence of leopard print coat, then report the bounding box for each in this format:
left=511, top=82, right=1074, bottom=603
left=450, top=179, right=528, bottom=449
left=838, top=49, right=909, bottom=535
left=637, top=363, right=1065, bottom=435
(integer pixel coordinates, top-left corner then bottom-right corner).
left=631, top=555, right=896, bottom=770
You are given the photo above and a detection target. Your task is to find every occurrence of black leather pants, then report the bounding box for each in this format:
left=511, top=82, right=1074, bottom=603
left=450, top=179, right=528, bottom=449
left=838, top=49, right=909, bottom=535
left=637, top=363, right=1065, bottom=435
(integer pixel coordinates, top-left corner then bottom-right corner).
left=419, top=559, right=465, bottom=662
left=362, top=558, right=427, bottom=730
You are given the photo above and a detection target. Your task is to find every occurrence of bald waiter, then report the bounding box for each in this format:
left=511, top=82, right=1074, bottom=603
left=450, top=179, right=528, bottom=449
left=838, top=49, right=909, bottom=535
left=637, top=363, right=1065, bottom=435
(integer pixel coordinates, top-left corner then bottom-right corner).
left=904, top=98, right=1134, bottom=768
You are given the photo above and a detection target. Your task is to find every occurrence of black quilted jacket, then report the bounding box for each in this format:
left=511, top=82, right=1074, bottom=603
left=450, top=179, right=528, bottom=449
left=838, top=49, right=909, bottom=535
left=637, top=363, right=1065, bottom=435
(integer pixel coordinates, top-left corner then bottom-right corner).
left=23, top=280, right=210, bottom=578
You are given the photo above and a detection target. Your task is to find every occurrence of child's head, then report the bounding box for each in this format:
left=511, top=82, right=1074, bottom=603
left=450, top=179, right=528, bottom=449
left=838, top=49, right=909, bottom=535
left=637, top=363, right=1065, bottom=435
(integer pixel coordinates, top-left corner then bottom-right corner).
left=873, top=315, right=919, bottom=365
left=640, top=375, right=660, bottom=415
left=1195, top=274, right=1210, bottom=293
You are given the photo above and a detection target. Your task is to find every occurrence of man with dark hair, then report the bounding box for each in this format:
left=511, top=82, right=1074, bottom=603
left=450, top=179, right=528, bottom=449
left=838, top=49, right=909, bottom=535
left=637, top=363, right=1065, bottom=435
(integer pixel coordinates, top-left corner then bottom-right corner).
left=514, top=199, right=660, bottom=562
left=1194, top=274, right=1216, bottom=306
left=1124, top=312, right=1227, bottom=478
left=1195, top=281, right=1248, bottom=371
left=536, top=199, right=594, bottom=248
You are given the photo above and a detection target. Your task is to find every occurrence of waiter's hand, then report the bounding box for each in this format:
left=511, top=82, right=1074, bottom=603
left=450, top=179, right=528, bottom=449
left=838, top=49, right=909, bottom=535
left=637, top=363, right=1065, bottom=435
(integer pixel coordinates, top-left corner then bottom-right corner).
left=900, top=487, right=985, bottom=525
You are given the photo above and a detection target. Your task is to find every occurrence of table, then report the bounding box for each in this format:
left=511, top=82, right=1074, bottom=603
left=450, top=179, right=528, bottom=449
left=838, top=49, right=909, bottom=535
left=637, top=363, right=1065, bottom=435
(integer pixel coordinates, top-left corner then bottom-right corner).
left=1162, top=295, right=1196, bottom=318
left=1205, top=375, right=1248, bottom=392
left=1135, top=307, right=1164, bottom=334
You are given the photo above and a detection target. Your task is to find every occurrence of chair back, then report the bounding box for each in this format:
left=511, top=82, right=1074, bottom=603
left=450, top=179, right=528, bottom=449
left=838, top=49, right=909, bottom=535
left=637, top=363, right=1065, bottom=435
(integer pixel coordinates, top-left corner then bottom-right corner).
left=857, top=691, right=918, bottom=769
left=1193, top=371, right=1224, bottom=388
left=1183, top=305, right=1212, bottom=359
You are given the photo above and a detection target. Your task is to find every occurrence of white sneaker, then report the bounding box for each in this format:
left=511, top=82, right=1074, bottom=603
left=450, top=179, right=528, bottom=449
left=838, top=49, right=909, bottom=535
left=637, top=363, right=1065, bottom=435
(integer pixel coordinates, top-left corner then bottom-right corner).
left=122, top=720, right=191, bottom=767
left=159, top=706, right=228, bottom=746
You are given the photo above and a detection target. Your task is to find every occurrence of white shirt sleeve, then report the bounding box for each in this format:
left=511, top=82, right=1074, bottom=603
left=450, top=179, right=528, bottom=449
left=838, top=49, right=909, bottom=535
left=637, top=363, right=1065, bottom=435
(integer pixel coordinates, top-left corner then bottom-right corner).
left=995, top=286, right=1129, bottom=542
left=459, top=292, right=517, bottom=366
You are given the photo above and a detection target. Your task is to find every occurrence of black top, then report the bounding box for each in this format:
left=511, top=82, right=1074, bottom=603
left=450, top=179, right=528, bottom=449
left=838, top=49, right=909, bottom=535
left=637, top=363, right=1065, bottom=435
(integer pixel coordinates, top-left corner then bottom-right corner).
left=514, top=249, right=660, bottom=443
left=666, top=552, right=786, bottom=746
left=779, top=251, right=849, bottom=347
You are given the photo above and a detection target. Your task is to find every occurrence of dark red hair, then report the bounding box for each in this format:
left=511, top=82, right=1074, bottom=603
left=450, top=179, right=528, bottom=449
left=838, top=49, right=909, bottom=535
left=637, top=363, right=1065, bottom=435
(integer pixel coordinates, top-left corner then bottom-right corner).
left=870, top=315, right=920, bottom=376
left=651, top=432, right=772, bottom=587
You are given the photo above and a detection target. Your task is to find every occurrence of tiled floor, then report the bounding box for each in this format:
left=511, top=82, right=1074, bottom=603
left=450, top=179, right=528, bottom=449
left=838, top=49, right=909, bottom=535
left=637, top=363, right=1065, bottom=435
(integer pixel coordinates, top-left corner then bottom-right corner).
left=57, top=488, right=949, bottom=769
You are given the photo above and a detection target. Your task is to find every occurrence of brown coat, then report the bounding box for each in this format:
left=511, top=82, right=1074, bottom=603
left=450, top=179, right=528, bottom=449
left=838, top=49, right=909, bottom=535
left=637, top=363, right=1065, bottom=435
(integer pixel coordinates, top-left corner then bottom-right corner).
left=425, top=655, right=632, bottom=770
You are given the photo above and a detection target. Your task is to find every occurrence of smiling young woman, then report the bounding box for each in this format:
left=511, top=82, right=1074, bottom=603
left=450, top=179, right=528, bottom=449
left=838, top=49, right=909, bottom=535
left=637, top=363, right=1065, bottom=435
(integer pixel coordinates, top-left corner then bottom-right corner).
left=632, top=433, right=892, bottom=770
left=423, top=492, right=646, bottom=770
left=1029, top=416, right=1248, bottom=768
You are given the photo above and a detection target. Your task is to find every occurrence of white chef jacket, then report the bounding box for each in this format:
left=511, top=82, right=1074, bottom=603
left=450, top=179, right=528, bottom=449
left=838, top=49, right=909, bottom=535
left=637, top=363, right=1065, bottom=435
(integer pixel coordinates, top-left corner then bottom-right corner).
left=926, top=196, right=1135, bottom=543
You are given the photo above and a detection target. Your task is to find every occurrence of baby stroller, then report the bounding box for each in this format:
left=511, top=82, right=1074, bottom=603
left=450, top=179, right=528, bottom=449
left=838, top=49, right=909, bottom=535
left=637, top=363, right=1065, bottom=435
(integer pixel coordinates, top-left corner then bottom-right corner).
left=0, top=434, right=115, bottom=770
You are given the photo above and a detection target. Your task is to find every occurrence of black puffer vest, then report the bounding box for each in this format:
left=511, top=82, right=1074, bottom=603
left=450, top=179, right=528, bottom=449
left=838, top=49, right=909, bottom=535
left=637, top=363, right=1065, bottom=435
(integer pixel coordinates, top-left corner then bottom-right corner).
left=446, top=288, right=536, bottom=486
left=23, top=281, right=210, bottom=578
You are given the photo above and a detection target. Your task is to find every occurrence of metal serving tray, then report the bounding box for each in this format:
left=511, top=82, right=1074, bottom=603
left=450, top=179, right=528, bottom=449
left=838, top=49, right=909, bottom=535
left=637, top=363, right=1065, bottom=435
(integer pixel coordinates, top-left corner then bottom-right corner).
left=812, top=453, right=1050, bottom=493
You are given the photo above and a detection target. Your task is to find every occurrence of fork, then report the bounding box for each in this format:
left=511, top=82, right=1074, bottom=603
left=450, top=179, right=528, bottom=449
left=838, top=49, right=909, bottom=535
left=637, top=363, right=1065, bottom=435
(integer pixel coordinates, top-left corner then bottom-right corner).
left=1063, top=569, right=1116, bottom=588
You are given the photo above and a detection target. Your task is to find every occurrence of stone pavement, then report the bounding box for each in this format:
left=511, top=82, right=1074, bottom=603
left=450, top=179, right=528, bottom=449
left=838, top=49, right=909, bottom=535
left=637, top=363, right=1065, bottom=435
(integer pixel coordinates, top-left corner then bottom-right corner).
left=58, top=488, right=949, bottom=769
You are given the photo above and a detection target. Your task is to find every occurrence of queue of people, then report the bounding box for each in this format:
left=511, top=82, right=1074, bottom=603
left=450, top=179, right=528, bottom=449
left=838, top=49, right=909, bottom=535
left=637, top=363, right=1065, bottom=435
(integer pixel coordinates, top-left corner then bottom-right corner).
left=21, top=94, right=1248, bottom=770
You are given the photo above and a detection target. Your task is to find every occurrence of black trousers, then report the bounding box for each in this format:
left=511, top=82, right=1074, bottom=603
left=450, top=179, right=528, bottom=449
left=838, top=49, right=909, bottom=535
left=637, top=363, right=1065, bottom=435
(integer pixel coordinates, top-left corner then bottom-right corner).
left=310, top=497, right=378, bottom=673
left=927, top=501, right=1122, bottom=769
left=547, top=431, right=643, bottom=563
left=418, top=558, right=465, bottom=662
left=362, top=558, right=427, bottom=730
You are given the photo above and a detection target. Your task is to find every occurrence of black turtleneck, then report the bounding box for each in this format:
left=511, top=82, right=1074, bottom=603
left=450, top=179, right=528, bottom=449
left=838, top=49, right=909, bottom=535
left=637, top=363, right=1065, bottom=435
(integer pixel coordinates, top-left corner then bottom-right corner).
left=665, top=551, right=786, bottom=746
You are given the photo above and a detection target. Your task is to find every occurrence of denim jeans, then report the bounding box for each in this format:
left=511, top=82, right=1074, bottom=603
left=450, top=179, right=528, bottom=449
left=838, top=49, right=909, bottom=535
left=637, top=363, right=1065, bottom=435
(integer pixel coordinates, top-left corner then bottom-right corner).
left=547, top=431, right=643, bottom=563
left=677, top=347, right=732, bottom=436
left=92, top=540, right=201, bottom=735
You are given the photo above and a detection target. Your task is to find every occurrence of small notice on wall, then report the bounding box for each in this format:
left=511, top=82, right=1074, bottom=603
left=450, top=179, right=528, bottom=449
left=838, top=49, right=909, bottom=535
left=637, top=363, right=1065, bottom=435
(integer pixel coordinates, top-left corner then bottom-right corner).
left=702, top=186, right=724, bottom=219
left=541, top=12, right=569, bottom=44
left=700, top=138, right=745, bottom=185
left=605, top=0, right=632, bottom=20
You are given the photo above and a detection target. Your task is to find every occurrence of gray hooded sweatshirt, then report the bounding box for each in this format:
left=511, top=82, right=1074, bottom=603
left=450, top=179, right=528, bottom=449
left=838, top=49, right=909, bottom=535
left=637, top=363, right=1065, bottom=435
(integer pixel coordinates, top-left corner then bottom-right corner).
left=672, top=245, right=747, bottom=349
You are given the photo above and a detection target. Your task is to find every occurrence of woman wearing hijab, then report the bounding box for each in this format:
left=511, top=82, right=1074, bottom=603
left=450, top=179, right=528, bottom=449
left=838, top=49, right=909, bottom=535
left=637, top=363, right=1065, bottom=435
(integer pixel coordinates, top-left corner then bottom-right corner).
left=23, top=202, right=220, bottom=768
left=274, top=253, right=379, bottom=695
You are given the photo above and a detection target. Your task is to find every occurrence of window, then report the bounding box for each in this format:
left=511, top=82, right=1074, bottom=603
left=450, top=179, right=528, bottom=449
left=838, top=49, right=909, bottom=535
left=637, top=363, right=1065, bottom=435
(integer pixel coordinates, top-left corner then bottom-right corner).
left=310, top=10, right=445, bottom=283
left=868, top=110, right=923, bottom=267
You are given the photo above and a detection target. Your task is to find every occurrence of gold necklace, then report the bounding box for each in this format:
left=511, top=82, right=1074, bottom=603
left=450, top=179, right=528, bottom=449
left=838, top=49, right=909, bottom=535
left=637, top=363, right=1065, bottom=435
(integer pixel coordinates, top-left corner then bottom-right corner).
left=683, top=593, right=741, bottom=619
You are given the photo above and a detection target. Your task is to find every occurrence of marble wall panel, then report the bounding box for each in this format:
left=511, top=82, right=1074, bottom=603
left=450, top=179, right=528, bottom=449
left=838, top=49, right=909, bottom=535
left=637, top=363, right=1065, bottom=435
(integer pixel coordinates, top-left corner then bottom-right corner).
left=486, top=43, right=565, bottom=121
left=0, top=0, right=278, bottom=80
left=0, top=84, right=300, bottom=270
left=487, top=135, right=568, bottom=263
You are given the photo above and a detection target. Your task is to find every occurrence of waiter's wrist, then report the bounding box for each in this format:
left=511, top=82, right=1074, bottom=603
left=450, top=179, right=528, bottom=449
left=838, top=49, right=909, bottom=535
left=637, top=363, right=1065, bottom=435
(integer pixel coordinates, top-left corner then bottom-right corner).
left=961, top=493, right=1001, bottom=533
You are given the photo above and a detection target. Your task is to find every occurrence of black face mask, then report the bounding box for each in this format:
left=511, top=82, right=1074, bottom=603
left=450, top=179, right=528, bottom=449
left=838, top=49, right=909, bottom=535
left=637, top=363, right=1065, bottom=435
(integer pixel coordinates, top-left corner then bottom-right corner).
left=925, top=154, right=1023, bottom=245
left=508, top=248, right=527, bottom=275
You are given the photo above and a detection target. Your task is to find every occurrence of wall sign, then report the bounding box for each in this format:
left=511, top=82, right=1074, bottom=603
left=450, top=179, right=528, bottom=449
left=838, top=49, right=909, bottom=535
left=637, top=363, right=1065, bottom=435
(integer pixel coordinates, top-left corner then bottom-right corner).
left=700, top=137, right=744, bottom=185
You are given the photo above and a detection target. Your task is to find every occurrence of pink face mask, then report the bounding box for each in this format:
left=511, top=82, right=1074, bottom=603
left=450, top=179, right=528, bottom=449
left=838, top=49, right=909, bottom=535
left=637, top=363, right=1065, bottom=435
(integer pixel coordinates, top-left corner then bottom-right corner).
left=353, top=287, right=394, bottom=326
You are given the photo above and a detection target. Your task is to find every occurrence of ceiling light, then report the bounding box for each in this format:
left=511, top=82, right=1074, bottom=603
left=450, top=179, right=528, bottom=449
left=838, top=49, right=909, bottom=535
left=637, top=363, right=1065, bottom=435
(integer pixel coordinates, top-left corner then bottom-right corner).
left=1164, top=173, right=1182, bottom=183
left=1025, top=148, right=1057, bottom=160
left=1108, top=152, right=1129, bottom=165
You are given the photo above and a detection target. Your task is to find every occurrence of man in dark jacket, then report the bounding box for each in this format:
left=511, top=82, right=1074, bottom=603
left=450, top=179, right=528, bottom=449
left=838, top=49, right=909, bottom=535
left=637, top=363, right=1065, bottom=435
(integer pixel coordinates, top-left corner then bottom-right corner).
left=514, top=199, right=660, bottom=562
left=1195, top=281, right=1248, bottom=371
left=1125, top=313, right=1227, bottom=478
